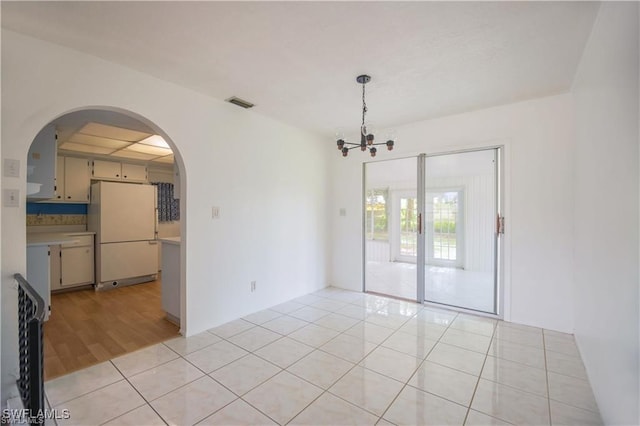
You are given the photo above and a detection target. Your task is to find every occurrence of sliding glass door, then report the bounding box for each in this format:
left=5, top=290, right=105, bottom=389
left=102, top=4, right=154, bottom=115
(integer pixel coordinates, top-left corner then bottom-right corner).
left=423, top=149, right=499, bottom=314
left=364, top=148, right=502, bottom=315
left=364, top=157, right=418, bottom=301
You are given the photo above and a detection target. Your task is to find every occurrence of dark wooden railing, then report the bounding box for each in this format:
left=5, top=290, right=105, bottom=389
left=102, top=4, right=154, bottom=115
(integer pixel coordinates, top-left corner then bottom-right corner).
left=15, top=273, right=45, bottom=423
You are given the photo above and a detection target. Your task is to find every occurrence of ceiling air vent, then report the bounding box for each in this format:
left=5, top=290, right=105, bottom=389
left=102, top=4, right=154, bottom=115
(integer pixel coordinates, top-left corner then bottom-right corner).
left=225, top=96, right=254, bottom=109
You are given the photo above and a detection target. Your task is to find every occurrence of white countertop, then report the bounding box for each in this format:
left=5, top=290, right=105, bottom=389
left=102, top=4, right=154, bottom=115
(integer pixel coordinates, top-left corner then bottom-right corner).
left=27, top=231, right=95, bottom=247
left=159, top=237, right=181, bottom=245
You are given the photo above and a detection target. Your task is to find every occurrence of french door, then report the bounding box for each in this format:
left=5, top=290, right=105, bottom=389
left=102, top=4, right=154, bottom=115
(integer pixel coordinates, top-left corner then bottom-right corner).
left=364, top=148, right=502, bottom=315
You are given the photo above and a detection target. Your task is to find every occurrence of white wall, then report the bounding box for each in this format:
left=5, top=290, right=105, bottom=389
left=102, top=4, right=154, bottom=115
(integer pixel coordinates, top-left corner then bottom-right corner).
left=1, top=31, right=329, bottom=402
left=571, top=3, right=639, bottom=424
left=330, top=93, right=576, bottom=332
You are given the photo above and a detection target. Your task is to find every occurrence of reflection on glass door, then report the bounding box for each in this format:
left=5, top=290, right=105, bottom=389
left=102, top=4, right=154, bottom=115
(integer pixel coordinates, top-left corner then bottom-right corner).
left=424, top=149, right=499, bottom=314
left=394, top=192, right=418, bottom=262
left=427, top=190, right=463, bottom=268
left=364, top=157, right=418, bottom=301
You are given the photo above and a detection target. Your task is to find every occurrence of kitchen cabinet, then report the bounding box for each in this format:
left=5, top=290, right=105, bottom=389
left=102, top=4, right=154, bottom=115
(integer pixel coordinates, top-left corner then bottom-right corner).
left=92, top=160, right=147, bottom=183
left=27, top=245, right=52, bottom=321
left=160, top=237, right=180, bottom=326
left=51, top=234, right=95, bottom=291
left=122, top=163, right=147, bottom=182
left=92, top=159, right=122, bottom=180
left=53, top=156, right=91, bottom=202
left=27, top=124, right=57, bottom=200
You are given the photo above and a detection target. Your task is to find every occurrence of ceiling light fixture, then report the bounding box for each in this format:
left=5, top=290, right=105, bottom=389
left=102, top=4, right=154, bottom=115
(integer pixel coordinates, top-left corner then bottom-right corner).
left=337, top=75, right=395, bottom=157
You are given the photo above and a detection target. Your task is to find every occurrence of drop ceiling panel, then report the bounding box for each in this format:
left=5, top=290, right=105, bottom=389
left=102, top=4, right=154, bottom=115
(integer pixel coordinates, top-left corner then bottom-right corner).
left=58, top=142, right=116, bottom=155
left=79, top=122, right=151, bottom=142
left=139, top=135, right=170, bottom=148
left=67, top=133, right=131, bottom=150
left=124, top=144, right=172, bottom=156
left=152, top=155, right=175, bottom=164
left=110, top=150, right=159, bottom=161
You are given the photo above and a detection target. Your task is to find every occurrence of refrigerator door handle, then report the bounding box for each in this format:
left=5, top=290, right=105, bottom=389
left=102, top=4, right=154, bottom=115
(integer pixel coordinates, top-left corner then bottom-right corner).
left=148, top=241, right=158, bottom=245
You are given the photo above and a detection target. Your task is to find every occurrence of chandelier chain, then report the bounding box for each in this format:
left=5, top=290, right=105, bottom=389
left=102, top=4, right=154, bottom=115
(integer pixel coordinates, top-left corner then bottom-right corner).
left=361, top=82, right=367, bottom=127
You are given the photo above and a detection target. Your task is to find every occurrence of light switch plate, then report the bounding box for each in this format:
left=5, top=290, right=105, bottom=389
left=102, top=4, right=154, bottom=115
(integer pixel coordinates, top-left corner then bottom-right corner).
left=4, top=189, right=19, bottom=207
left=3, top=159, right=20, bottom=178
left=212, top=206, right=220, bottom=219
left=339, top=208, right=347, bottom=217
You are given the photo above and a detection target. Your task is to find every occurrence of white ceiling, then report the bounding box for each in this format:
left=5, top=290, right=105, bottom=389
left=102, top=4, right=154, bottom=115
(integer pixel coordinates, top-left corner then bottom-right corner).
left=1, top=2, right=600, bottom=138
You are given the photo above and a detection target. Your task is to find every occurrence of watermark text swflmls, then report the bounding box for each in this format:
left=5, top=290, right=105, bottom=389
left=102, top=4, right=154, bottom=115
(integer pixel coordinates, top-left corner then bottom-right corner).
left=1, top=408, right=70, bottom=424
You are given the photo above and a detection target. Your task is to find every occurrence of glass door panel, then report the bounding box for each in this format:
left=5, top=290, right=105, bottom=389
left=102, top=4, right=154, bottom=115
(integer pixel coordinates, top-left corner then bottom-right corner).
left=424, top=149, right=498, bottom=314
left=364, top=157, right=418, bottom=301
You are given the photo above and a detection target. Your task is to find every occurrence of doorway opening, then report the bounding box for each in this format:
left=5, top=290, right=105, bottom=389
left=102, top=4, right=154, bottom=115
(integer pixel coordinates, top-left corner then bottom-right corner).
left=25, top=108, right=185, bottom=379
left=363, top=148, right=503, bottom=315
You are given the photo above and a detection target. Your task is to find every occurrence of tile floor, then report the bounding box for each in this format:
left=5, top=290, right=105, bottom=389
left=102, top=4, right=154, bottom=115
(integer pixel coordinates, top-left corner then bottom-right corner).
left=43, top=287, right=602, bottom=425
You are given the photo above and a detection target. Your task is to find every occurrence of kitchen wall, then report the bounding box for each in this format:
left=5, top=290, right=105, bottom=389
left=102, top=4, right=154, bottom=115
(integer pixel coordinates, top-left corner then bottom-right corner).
left=1, top=30, right=330, bottom=402
left=571, top=3, right=639, bottom=424
left=329, top=93, right=576, bottom=333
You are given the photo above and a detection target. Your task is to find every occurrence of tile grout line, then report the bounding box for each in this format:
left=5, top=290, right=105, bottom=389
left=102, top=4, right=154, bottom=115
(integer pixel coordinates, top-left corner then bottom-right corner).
left=377, top=310, right=461, bottom=423
left=461, top=320, right=496, bottom=425
left=265, top=292, right=422, bottom=423
left=247, top=290, right=372, bottom=424
left=543, top=330, right=553, bottom=425
left=294, top=294, right=424, bottom=423
left=105, top=360, right=169, bottom=426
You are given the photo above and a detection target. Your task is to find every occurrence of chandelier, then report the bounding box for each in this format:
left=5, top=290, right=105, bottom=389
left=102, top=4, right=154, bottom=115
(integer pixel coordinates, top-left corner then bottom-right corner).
left=337, top=75, right=395, bottom=157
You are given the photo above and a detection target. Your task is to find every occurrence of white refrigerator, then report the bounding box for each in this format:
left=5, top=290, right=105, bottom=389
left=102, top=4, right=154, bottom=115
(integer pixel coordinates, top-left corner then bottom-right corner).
left=88, top=181, right=158, bottom=291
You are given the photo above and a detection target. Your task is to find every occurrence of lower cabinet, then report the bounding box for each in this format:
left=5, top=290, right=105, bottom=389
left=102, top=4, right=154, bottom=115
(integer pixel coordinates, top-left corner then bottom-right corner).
left=51, top=235, right=95, bottom=291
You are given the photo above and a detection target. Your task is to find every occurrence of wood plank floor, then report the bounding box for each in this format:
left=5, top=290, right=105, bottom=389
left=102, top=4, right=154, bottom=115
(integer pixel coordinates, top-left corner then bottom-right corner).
left=43, top=279, right=180, bottom=380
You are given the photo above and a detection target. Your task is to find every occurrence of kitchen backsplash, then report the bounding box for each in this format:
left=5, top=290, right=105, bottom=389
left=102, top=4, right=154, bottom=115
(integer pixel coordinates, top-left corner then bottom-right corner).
left=27, top=214, right=86, bottom=226
left=26, top=202, right=87, bottom=227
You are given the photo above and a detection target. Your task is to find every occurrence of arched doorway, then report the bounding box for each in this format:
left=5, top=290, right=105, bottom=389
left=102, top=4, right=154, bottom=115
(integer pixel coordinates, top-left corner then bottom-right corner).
left=25, top=107, right=187, bottom=380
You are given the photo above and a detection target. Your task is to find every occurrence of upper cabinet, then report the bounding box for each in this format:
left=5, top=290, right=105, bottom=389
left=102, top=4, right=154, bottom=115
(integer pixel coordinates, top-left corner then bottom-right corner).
left=52, top=156, right=91, bottom=203
left=92, top=160, right=147, bottom=183
left=27, top=124, right=57, bottom=200
left=92, top=160, right=122, bottom=180
left=64, top=157, right=91, bottom=202
left=121, top=163, right=147, bottom=182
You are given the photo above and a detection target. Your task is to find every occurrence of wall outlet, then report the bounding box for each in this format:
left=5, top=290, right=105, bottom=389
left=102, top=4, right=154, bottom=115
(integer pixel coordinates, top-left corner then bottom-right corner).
left=250, top=281, right=256, bottom=292
left=339, top=208, right=347, bottom=217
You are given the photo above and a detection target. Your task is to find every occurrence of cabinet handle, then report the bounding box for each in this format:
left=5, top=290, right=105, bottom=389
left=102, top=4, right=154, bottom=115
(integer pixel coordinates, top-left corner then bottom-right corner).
left=67, top=196, right=71, bottom=199
left=124, top=175, right=127, bottom=178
